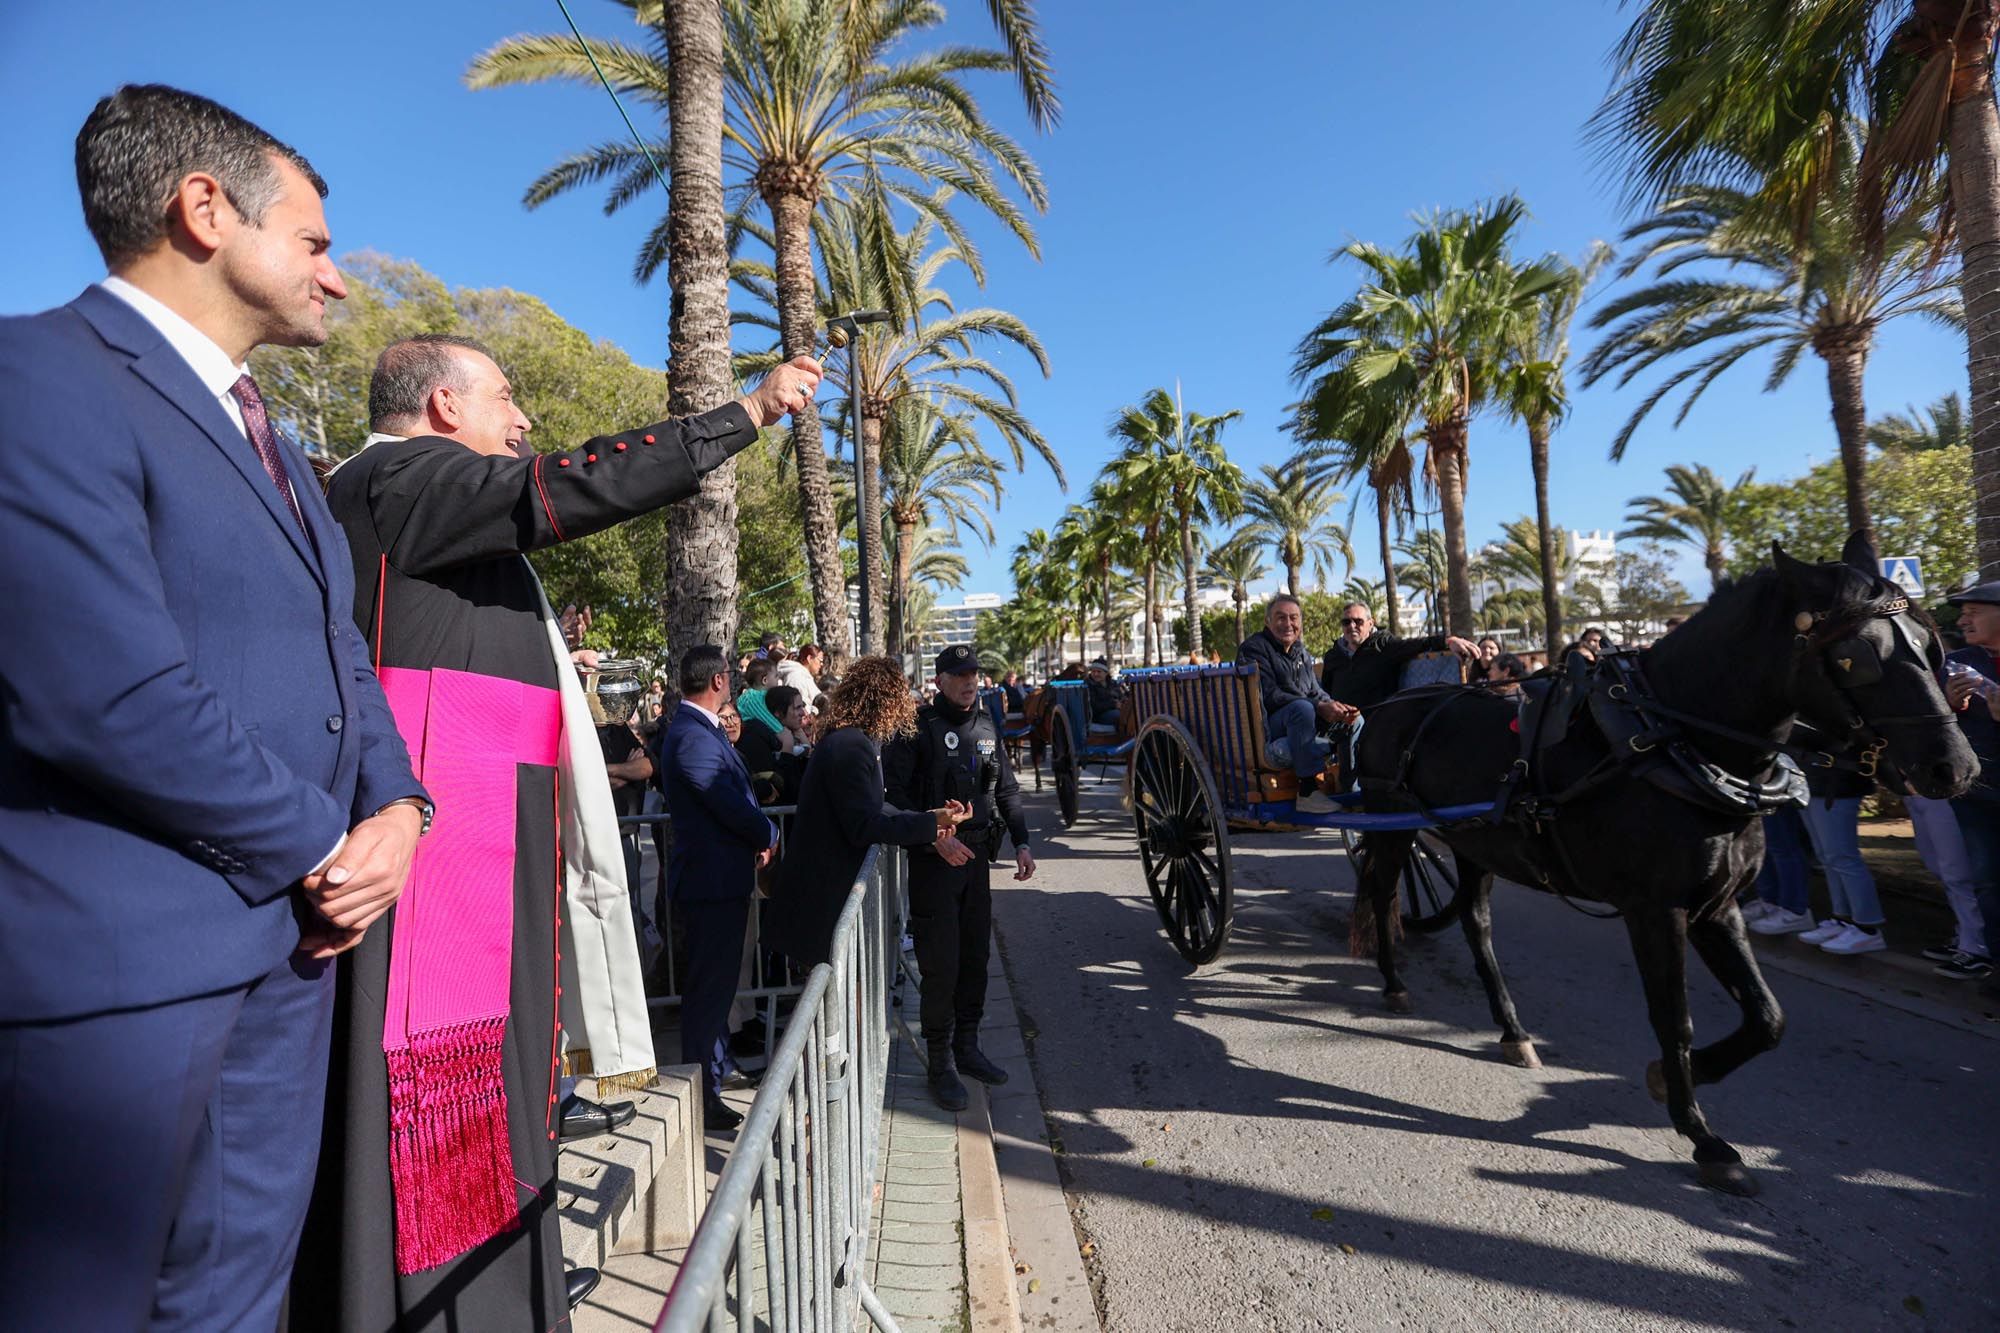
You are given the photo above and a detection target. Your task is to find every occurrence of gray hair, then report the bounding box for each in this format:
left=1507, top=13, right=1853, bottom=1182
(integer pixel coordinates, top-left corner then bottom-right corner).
left=368, top=334, right=497, bottom=431
left=76, top=84, right=326, bottom=269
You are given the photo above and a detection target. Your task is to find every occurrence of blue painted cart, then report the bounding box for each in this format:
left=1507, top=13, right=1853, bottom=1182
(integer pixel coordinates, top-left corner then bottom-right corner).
left=1111, top=661, right=1490, bottom=966
left=1039, top=679, right=1137, bottom=825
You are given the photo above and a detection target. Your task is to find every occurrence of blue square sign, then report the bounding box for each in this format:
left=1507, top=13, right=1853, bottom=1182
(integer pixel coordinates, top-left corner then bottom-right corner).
left=1879, top=556, right=1924, bottom=597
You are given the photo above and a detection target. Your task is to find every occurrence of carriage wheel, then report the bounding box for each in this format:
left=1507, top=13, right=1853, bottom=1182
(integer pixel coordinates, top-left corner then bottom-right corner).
left=1051, top=707, right=1080, bottom=828
left=1339, top=828, right=1459, bottom=932
left=1129, top=717, right=1234, bottom=967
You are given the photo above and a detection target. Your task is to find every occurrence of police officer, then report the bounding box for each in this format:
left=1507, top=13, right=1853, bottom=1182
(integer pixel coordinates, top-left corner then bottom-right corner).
left=884, top=645, right=1036, bottom=1110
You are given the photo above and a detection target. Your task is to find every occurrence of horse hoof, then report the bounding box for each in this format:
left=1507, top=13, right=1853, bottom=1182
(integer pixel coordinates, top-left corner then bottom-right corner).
left=1698, top=1161, right=1759, bottom=1197
left=1645, top=1060, right=1668, bottom=1103
left=1500, top=1039, right=1542, bottom=1070
left=1384, top=990, right=1413, bottom=1014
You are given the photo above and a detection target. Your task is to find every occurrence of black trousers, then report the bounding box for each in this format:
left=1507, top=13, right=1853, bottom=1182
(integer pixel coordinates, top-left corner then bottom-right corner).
left=907, top=850, right=992, bottom=1044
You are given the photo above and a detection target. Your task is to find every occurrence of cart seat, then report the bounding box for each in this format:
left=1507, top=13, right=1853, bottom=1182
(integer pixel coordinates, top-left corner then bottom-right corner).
left=1087, top=721, right=1119, bottom=737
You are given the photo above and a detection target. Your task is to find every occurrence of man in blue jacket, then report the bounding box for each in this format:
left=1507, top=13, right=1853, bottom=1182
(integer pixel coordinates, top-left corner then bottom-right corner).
left=661, top=644, right=780, bottom=1130
left=0, top=86, right=426, bottom=1329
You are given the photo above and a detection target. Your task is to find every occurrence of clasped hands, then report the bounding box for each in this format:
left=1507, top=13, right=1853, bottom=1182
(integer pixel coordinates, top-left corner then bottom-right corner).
left=296, top=802, right=424, bottom=959
left=929, top=798, right=977, bottom=867
left=1314, top=698, right=1361, bottom=727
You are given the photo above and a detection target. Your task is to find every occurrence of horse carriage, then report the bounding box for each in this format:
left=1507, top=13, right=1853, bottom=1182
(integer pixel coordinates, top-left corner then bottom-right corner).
left=1101, top=655, right=1477, bottom=965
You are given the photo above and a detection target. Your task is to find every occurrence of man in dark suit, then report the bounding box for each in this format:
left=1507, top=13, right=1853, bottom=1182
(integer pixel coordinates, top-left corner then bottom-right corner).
left=661, top=644, right=780, bottom=1131
left=0, top=86, right=426, bottom=1330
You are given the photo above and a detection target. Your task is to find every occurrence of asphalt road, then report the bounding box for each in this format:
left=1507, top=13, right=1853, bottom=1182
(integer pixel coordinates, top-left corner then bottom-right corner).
left=990, top=778, right=2000, bottom=1333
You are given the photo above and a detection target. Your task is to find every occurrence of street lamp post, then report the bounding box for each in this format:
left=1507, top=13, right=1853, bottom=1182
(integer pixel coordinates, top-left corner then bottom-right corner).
left=825, top=309, right=893, bottom=657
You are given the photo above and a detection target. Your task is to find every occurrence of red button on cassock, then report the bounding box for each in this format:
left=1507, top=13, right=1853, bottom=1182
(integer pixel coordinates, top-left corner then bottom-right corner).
left=642, top=434, right=655, bottom=444
left=557, top=458, right=571, bottom=468
left=614, top=442, right=627, bottom=452
left=586, top=454, right=598, bottom=463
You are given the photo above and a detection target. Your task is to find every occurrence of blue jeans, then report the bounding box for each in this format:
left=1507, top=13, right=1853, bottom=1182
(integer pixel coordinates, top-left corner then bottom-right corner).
left=1950, top=793, right=2000, bottom=960
left=1800, top=796, right=1883, bottom=927
left=1754, top=806, right=1811, bottom=915
left=1270, top=697, right=1330, bottom=780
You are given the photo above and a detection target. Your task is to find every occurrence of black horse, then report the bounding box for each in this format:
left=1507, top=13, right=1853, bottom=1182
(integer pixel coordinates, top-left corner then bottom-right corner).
left=1351, top=538, right=1977, bottom=1194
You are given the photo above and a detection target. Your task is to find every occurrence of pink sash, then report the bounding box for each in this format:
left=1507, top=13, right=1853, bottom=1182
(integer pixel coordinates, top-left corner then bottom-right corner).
left=377, top=667, right=562, bottom=1274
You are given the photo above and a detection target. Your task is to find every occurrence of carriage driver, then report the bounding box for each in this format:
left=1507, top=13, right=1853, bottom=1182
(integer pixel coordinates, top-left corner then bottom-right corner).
left=1237, top=595, right=1362, bottom=815
left=884, top=645, right=1036, bottom=1111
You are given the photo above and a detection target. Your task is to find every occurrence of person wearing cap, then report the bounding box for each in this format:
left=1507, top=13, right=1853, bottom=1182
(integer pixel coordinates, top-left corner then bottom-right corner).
left=1085, top=657, right=1124, bottom=727
left=883, top=645, right=1036, bottom=1110
left=1945, top=582, right=2000, bottom=990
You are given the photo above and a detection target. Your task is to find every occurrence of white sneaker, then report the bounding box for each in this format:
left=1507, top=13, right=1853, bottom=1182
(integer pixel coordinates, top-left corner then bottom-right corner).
left=1749, top=908, right=1815, bottom=936
left=1739, top=899, right=1774, bottom=924
left=1820, top=923, right=1886, bottom=955
left=1796, top=918, right=1849, bottom=945
left=1294, top=790, right=1341, bottom=815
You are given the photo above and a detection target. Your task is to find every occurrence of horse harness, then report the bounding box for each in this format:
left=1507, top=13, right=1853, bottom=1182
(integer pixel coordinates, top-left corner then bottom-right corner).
left=1385, top=592, right=1930, bottom=918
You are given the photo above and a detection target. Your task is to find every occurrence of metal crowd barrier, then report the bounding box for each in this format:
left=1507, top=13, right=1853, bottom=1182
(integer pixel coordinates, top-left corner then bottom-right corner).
left=654, top=841, right=910, bottom=1332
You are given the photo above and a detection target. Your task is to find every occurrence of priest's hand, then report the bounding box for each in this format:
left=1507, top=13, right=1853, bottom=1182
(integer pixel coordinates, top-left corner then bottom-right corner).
left=739, top=356, right=823, bottom=428
left=303, top=803, right=423, bottom=932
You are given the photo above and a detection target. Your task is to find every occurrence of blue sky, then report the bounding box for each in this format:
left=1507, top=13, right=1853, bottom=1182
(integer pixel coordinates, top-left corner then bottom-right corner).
left=0, top=1, right=1966, bottom=600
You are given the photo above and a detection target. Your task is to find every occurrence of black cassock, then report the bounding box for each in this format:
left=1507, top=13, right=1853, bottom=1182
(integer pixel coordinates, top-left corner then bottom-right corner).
left=290, top=402, right=755, bottom=1333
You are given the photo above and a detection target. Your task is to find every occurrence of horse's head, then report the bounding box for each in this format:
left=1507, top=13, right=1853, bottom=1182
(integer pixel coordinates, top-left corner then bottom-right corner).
left=1773, top=533, right=1978, bottom=800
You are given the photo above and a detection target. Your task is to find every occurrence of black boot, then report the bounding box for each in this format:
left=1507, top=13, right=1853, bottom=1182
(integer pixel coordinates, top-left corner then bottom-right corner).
left=952, top=1033, right=1009, bottom=1086
left=926, top=1039, right=968, bottom=1112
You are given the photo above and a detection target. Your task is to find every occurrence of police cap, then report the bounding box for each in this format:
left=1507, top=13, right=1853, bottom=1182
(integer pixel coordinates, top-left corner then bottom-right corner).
left=935, top=644, right=980, bottom=675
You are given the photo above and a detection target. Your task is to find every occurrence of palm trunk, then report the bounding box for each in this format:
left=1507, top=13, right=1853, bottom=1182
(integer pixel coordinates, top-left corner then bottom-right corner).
left=1180, top=512, right=1203, bottom=656
left=1528, top=416, right=1562, bottom=658
left=886, top=512, right=916, bottom=660
left=1377, top=488, right=1401, bottom=635
left=1705, top=542, right=1726, bottom=593
left=1947, top=31, right=2000, bottom=577
left=859, top=407, right=887, bottom=650
left=1284, top=555, right=1301, bottom=597
left=1100, top=562, right=1115, bottom=664
left=763, top=184, right=851, bottom=670
left=663, top=0, right=740, bottom=661
left=1141, top=558, right=1158, bottom=664
left=1431, top=421, right=1475, bottom=637
left=1232, top=593, right=1245, bottom=647
left=1814, top=326, right=1875, bottom=551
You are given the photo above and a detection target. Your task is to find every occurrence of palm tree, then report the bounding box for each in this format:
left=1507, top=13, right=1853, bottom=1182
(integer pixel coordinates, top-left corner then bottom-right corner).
left=467, top=0, right=1052, bottom=667
left=1870, top=390, right=1969, bottom=452
left=1047, top=510, right=1100, bottom=664
left=1107, top=385, right=1245, bottom=658
left=1395, top=530, right=1451, bottom=635
left=1293, top=415, right=1419, bottom=637
left=1291, top=197, right=1565, bottom=634
left=1204, top=537, right=1271, bottom=647
left=879, top=396, right=1002, bottom=657
left=1239, top=458, right=1354, bottom=595
left=736, top=196, right=1058, bottom=633
left=1620, top=463, right=1753, bottom=592
left=1486, top=516, right=1582, bottom=610
left=1591, top=0, right=2000, bottom=576
left=1581, top=126, right=1959, bottom=550
left=1498, top=242, right=1612, bottom=656
left=1338, top=575, right=1385, bottom=618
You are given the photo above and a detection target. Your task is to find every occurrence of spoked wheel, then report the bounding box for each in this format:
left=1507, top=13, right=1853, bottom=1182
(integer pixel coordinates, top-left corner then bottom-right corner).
left=1051, top=707, right=1080, bottom=827
left=1129, top=717, right=1233, bottom=966
left=1339, top=827, right=1459, bottom=932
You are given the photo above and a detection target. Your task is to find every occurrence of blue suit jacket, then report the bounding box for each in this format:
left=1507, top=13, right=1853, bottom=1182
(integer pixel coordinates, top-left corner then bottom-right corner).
left=0, top=287, right=423, bottom=1021
left=661, top=702, right=779, bottom=904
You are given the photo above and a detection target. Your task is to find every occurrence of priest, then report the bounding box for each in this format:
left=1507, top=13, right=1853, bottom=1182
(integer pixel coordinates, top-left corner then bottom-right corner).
left=293, top=332, right=820, bottom=1332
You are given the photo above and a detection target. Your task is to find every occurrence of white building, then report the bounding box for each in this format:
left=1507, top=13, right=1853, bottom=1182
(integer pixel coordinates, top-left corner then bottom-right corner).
left=916, top=592, right=1005, bottom=661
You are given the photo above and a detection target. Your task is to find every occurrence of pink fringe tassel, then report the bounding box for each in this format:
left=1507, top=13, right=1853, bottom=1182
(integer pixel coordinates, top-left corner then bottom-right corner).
left=387, top=1019, right=520, bottom=1275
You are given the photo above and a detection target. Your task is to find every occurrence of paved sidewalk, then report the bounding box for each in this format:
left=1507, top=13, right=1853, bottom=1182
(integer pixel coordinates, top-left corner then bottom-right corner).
left=866, top=1028, right=971, bottom=1333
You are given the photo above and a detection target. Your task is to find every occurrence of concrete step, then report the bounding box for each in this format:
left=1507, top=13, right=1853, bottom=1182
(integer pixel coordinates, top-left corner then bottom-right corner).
left=558, top=1067, right=706, bottom=1272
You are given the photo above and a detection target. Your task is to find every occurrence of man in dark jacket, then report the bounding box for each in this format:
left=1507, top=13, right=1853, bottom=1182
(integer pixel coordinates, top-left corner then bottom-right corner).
left=1945, top=582, right=2000, bottom=996
left=1236, top=596, right=1359, bottom=814
left=1320, top=601, right=1478, bottom=710
left=1085, top=657, right=1124, bottom=726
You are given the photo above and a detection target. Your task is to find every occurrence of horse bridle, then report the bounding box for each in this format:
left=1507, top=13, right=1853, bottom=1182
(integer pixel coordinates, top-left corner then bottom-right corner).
left=1790, top=592, right=1947, bottom=780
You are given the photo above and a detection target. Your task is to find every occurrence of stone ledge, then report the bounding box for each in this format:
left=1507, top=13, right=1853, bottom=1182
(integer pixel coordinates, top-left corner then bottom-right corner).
left=558, top=1066, right=704, bottom=1271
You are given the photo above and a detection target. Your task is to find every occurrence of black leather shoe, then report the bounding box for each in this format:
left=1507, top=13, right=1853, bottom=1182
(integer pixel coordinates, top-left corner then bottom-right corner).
left=925, top=1040, right=968, bottom=1112
left=728, top=1025, right=767, bottom=1059
left=559, top=1093, right=637, bottom=1142
left=704, top=1095, right=744, bottom=1133
left=952, top=1041, right=1009, bottom=1086
left=566, top=1266, right=600, bottom=1310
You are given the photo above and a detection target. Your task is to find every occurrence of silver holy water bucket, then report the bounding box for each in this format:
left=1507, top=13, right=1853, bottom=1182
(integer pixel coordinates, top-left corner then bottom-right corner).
left=589, top=658, right=645, bottom=725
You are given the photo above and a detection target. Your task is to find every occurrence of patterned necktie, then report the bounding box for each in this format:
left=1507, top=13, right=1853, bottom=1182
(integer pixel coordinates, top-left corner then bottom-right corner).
left=229, top=373, right=309, bottom=538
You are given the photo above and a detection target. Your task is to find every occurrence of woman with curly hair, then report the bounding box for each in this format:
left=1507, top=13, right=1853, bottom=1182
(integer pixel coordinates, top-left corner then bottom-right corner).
left=766, top=658, right=971, bottom=967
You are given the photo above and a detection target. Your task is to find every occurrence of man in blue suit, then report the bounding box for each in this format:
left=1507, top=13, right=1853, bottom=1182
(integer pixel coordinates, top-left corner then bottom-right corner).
left=660, top=644, right=780, bottom=1131
left=0, top=86, right=427, bottom=1330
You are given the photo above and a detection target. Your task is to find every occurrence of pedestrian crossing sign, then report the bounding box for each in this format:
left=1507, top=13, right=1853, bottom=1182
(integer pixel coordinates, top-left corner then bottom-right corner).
left=1879, top=556, right=1924, bottom=597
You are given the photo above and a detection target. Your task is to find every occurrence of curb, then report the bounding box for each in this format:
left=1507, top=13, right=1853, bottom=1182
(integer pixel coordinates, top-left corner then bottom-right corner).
left=961, top=1078, right=1021, bottom=1332
left=980, top=928, right=1100, bottom=1333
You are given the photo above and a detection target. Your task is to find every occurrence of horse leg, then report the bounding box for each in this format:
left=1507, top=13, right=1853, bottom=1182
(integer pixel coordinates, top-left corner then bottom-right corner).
left=1365, top=831, right=1414, bottom=1013
left=1684, top=903, right=1786, bottom=1086
left=1623, top=906, right=1757, bottom=1196
left=1456, top=865, right=1538, bottom=1068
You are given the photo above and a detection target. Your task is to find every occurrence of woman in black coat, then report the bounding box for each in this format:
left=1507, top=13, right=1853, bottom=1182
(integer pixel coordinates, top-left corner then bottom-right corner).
left=767, top=658, right=968, bottom=967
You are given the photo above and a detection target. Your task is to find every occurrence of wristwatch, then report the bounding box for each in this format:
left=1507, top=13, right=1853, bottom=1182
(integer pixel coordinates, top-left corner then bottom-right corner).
left=379, top=796, right=436, bottom=837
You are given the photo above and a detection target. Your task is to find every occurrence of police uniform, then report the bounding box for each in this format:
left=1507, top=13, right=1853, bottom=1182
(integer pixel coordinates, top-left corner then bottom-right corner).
left=883, top=645, right=1031, bottom=1108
